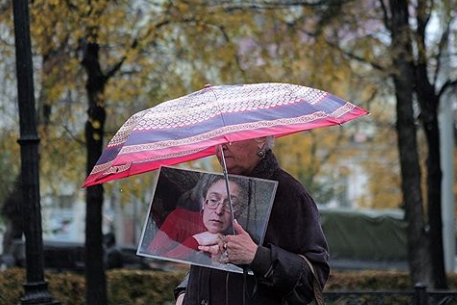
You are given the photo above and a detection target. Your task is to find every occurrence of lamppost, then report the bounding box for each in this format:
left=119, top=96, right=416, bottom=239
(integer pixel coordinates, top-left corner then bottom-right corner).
left=12, top=1, right=60, bottom=304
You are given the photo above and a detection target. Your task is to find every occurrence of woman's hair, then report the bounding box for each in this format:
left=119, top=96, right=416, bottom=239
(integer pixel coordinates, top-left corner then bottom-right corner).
left=201, top=174, right=250, bottom=215
left=265, top=135, right=275, bottom=150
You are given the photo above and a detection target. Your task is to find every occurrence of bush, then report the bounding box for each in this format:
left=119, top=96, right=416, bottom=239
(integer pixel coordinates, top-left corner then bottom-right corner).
left=326, top=270, right=411, bottom=291
left=0, top=268, right=25, bottom=304
left=0, top=268, right=186, bottom=305
left=107, top=270, right=186, bottom=305
left=2, top=268, right=457, bottom=304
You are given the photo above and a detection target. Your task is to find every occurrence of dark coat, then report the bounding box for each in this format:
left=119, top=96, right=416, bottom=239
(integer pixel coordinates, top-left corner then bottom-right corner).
left=177, top=150, right=330, bottom=305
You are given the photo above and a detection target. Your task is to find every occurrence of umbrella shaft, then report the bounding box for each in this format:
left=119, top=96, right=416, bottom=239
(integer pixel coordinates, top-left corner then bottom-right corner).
left=218, top=145, right=236, bottom=235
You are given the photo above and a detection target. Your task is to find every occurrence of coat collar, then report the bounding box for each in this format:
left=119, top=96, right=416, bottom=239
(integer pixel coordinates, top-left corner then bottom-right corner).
left=248, top=149, right=279, bottom=180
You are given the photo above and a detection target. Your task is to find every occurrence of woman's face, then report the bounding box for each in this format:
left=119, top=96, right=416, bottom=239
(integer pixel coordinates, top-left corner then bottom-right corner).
left=215, top=138, right=264, bottom=175
left=202, top=180, right=242, bottom=233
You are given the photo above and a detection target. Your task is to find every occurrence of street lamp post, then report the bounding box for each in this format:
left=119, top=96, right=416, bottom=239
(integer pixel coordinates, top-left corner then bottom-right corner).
left=12, top=1, right=60, bottom=304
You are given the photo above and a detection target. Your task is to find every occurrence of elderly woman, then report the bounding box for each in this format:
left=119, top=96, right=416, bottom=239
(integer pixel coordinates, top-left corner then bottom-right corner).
left=175, top=136, right=330, bottom=305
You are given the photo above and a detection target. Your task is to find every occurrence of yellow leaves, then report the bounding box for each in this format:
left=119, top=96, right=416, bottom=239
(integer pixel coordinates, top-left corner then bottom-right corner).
left=92, top=132, right=101, bottom=142
left=0, top=130, right=20, bottom=159
left=34, top=120, right=87, bottom=195
left=91, top=120, right=101, bottom=130
left=106, top=172, right=157, bottom=207
left=49, top=0, right=61, bottom=5
left=176, top=2, right=190, bottom=13
left=275, top=130, right=340, bottom=177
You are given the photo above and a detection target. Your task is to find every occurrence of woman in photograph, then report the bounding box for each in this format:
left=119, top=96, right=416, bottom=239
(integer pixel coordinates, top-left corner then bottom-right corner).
left=146, top=175, right=249, bottom=262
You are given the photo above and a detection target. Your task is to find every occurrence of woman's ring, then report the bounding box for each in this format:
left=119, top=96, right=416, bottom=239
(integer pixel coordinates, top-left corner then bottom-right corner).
left=223, top=242, right=227, bottom=250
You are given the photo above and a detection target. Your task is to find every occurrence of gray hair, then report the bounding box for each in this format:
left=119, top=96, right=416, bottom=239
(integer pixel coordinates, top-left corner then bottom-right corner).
left=265, top=135, right=275, bottom=150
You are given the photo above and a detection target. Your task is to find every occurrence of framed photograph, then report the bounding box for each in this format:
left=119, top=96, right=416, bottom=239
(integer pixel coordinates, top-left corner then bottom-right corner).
left=137, top=166, right=278, bottom=273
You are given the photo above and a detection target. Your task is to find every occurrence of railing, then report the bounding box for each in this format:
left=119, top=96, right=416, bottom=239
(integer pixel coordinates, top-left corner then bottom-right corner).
left=323, top=284, right=457, bottom=305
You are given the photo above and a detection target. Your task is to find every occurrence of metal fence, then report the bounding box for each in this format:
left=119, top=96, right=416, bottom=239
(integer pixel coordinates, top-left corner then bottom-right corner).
left=323, top=284, right=457, bottom=305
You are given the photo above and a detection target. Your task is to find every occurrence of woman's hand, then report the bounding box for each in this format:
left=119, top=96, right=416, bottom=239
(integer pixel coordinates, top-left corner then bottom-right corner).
left=193, top=232, right=222, bottom=247
left=197, top=221, right=258, bottom=264
left=175, top=293, right=184, bottom=305
left=194, top=232, right=225, bottom=260
left=221, top=220, right=258, bottom=265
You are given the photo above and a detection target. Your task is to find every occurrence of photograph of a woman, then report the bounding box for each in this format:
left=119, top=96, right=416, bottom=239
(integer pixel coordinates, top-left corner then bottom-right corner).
left=137, top=166, right=277, bottom=272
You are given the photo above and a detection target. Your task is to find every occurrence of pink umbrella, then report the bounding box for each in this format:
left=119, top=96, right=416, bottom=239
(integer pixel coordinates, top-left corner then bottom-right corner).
left=83, top=82, right=369, bottom=187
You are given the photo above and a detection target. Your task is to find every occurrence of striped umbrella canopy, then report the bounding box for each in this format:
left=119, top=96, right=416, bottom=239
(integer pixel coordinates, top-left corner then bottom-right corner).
left=83, top=82, right=369, bottom=187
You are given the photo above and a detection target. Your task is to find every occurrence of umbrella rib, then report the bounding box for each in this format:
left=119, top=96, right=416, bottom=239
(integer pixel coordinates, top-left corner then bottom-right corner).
left=207, top=86, right=231, bottom=143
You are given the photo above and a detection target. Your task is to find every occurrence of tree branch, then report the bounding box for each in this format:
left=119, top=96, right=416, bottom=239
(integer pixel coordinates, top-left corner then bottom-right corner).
left=325, top=40, right=385, bottom=71
left=209, top=0, right=333, bottom=11
left=432, top=17, right=453, bottom=85
left=379, top=0, right=391, bottom=32
left=438, top=78, right=457, bottom=99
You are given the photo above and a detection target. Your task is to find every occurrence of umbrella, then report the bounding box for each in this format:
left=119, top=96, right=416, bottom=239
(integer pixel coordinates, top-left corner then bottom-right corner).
left=83, top=82, right=369, bottom=188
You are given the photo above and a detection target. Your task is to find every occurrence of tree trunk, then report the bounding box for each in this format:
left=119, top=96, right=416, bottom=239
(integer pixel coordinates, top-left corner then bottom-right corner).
left=414, top=0, right=447, bottom=288
left=388, top=0, right=432, bottom=287
left=415, top=74, right=447, bottom=288
left=424, top=107, right=446, bottom=288
left=82, top=40, right=108, bottom=305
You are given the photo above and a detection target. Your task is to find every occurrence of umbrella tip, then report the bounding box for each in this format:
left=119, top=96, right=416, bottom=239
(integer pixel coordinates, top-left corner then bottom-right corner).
left=203, top=83, right=212, bottom=89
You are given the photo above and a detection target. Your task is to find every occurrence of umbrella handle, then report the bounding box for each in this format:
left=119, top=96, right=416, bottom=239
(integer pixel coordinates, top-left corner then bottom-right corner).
left=218, top=145, right=236, bottom=235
